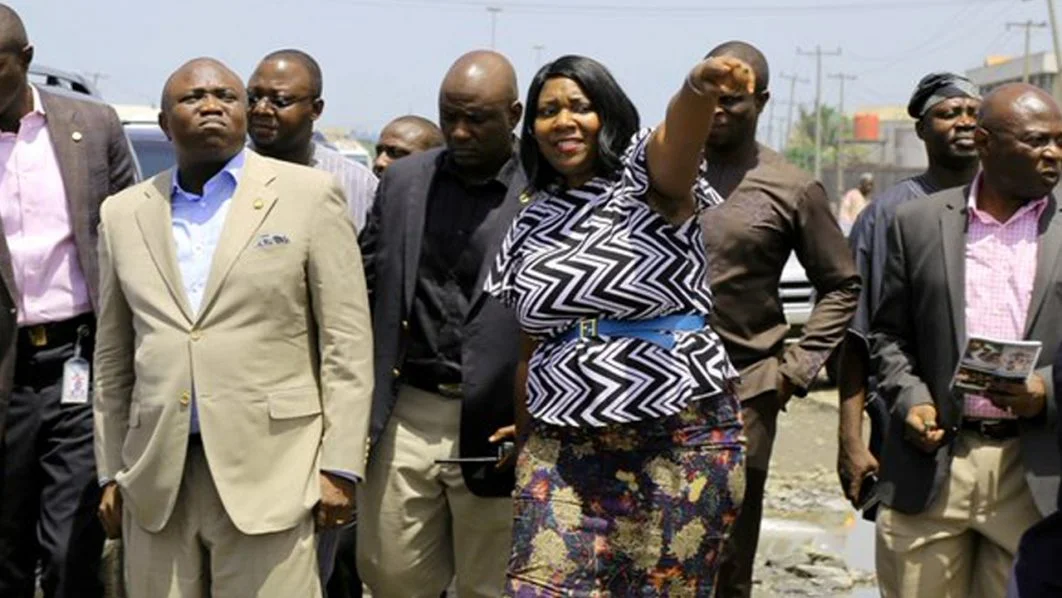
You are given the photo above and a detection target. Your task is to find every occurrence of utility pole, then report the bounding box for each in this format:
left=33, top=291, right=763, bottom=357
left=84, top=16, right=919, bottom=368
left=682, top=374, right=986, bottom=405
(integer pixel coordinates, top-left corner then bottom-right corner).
left=797, top=46, right=841, bottom=180
left=487, top=6, right=502, bottom=50
left=828, top=72, right=857, bottom=201
left=1044, top=1, right=1062, bottom=101
left=778, top=72, right=808, bottom=151
left=1007, top=20, right=1048, bottom=83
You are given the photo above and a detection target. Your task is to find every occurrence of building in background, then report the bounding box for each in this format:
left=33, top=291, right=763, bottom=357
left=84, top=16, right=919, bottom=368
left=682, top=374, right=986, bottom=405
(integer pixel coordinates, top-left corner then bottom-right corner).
left=819, top=105, right=924, bottom=200
left=966, top=52, right=1058, bottom=96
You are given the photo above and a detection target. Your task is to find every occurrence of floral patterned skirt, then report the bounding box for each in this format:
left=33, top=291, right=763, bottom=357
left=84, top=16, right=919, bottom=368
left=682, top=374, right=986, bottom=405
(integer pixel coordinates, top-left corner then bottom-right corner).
left=505, top=394, right=746, bottom=598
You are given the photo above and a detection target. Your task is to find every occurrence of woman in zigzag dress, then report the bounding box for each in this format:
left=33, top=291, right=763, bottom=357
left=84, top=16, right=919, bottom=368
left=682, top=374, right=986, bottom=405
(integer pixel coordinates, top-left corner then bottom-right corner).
left=485, top=53, right=752, bottom=597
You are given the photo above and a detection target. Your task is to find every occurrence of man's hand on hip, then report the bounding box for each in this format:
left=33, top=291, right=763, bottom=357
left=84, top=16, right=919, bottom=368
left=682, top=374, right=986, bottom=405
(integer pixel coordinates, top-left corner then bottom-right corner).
left=315, top=472, right=356, bottom=530
left=904, top=403, right=946, bottom=453
left=98, top=482, right=123, bottom=539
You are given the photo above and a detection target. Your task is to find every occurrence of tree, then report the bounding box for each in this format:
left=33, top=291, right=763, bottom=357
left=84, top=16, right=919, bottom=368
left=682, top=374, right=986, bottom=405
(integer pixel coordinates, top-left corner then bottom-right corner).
left=783, top=105, right=867, bottom=173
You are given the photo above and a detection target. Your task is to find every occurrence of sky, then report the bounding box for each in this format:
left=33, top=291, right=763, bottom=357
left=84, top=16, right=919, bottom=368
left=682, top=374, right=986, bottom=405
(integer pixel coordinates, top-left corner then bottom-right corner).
left=8, top=0, right=1052, bottom=144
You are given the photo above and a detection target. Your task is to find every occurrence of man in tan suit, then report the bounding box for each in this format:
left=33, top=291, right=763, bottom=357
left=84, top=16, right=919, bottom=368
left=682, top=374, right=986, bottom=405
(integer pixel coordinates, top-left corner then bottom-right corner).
left=92, top=57, right=373, bottom=598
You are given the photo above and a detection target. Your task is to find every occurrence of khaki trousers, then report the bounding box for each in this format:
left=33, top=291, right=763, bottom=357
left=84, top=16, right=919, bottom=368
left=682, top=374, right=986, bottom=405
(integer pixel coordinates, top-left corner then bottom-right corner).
left=122, top=442, right=321, bottom=598
left=356, top=386, right=512, bottom=598
left=876, top=432, right=1042, bottom=598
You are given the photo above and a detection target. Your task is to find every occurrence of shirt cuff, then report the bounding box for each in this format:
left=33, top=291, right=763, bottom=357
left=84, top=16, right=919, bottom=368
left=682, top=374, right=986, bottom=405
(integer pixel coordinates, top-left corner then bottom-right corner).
left=322, top=469, right=361, bottom=484
left=99, top=477, right=115, bottom=487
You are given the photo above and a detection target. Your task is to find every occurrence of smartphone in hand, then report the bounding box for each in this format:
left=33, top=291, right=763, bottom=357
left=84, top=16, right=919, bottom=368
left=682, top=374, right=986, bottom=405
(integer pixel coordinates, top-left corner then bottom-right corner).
left=856, top=472, right=881, bottom=511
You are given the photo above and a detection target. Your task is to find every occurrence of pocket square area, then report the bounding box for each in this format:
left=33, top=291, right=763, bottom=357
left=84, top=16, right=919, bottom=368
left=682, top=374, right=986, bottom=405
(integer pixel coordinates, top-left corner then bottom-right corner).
left=255, top=233, right=290, bottom=248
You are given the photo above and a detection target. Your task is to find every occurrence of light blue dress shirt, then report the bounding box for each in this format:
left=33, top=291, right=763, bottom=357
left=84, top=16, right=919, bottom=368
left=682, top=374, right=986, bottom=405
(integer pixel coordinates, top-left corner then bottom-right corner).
left=171, top=150, right=245, bottom=434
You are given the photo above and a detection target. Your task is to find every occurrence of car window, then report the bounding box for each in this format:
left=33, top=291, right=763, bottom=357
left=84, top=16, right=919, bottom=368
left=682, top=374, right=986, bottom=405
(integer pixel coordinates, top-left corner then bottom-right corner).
left=125, top=128, right=175, bottom=178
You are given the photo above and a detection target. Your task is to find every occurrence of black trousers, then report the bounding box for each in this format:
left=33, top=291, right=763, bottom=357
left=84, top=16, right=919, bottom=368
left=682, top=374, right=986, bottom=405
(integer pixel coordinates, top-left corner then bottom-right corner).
left=325, top=526, right=363, bottom=598
left=0, top=316, right=103, bottom=598
left=716, top=391, right=781, bottom=598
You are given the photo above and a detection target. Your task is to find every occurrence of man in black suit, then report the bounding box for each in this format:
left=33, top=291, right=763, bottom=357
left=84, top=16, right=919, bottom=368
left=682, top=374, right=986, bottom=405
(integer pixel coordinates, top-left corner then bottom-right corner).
left=0, top=5, right=137, bottom=597
left=871, top=83, right=1062, bottom=597
left=356, top=49, right=524, bottom=598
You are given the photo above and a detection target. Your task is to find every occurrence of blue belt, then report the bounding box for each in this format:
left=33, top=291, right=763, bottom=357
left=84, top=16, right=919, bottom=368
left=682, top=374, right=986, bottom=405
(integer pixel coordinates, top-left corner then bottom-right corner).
left=554, top=314, right=706, bottom=351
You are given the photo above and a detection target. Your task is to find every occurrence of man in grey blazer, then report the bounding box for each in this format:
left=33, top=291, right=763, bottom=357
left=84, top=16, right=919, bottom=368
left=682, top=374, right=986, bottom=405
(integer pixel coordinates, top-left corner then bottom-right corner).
left=871, top=82, right=1062, bottom=597
left=0, top=5, right=137, bottom=597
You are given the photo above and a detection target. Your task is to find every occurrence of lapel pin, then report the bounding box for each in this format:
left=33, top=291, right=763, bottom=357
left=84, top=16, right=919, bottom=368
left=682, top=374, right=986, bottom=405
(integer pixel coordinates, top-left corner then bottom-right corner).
left=253, top=199, right=264, bottom=210
left=71, top=131, right=83, bottom=143
left=519, top=191, right=532, bottom=204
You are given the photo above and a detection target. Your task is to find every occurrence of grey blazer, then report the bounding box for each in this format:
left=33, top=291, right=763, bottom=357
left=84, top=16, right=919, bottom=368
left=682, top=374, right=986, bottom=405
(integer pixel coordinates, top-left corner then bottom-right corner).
left=871, top=186, right=1062, bottom=516
left=0, top=88, right=138, bottom=438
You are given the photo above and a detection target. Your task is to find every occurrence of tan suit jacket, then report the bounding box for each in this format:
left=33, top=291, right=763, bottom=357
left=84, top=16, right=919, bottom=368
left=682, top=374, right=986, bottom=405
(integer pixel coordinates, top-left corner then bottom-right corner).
left=93, top=151, right=373, bottom=535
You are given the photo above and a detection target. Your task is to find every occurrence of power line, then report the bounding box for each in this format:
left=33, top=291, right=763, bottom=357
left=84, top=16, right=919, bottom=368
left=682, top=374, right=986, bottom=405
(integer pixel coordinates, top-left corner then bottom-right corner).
left=322, top=0, right=1010, bottom=15
left=846, top=1, right=985, bottom=63
left=856, top=0, right=1014, bottom=76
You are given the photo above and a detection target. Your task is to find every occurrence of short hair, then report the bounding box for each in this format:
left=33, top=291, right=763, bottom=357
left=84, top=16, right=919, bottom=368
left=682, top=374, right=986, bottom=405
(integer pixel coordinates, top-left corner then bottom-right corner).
left=520, top=55, right=640, bottom=190
left=262, top=48, right=323, bottom=97
left=706, top=41, right=770, bottom=94
left=0, top=4, right=28, bottom=53
left=389, top=115, right=444, bottom=147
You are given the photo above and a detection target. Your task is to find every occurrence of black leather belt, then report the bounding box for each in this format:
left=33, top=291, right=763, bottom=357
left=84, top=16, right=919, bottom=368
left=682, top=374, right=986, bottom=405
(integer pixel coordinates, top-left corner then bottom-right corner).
left=18, top=313, right=95, bottom=349
left=408, top=378, right=464, bottom=399
left=961, top=418, right=1020, bottom=441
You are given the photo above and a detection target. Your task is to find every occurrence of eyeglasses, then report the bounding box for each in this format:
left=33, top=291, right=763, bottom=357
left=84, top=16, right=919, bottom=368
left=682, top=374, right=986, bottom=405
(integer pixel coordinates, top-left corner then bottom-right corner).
left=247, top=95, right=316, bottom=110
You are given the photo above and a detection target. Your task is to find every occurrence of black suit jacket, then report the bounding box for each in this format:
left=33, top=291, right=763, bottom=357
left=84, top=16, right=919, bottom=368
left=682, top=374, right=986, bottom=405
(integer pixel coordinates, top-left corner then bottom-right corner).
left=360, top=148, right=526, bottom=497
left=871, top=187, right=1062, bottom=516
left=0, top=88, right=137, bottom=438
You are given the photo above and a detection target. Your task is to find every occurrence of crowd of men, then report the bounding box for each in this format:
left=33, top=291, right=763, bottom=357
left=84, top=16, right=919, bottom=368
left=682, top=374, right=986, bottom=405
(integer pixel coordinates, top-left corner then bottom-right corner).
left=2, top=2, right=1062, bottom=597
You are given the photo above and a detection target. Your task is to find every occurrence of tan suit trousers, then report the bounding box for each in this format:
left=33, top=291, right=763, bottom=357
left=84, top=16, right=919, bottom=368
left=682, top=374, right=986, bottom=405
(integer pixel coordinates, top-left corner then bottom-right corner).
left=876, top=432, right=1042, bottom=598
left=357, top=386, right=512, bottom=598
left=122, top=442, right=321, bottom=598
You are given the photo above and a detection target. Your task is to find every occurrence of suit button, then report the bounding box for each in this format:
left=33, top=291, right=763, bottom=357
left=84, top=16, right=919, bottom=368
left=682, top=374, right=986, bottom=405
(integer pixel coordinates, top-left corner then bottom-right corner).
left=179, top=391, right=191, bottom=406
left=190, top=330, right=202, bottom=341
left=401, top=320, right=410, bottom=331
left=392, top=368, right=401, bottom=378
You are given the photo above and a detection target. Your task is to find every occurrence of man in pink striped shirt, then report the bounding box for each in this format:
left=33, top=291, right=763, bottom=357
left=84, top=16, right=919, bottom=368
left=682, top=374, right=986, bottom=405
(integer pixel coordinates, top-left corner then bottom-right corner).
left=871, top=83, right=1062, bottom=597
left=0, top=6, right=137, bottom=598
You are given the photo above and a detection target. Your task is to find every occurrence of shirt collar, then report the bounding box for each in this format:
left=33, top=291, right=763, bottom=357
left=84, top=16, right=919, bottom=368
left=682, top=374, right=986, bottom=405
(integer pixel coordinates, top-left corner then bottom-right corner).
left=440, top=141, right=520, bottom=189
left=172, top=150, right=246, bottom=202
left=28, top=85, right=45, bottom=117
left=967, top=170, right=1048, bottom=225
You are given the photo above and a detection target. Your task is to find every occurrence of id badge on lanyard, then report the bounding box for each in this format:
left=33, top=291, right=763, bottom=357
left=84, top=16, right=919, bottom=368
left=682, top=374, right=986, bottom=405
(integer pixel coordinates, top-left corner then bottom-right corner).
left=60, top=325, right=91, bottom=405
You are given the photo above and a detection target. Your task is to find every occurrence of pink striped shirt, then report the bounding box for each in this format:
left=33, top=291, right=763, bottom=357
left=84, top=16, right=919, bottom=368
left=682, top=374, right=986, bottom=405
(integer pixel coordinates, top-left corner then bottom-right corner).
left=963, top=175, right=1046, bottom=420
left=0, top=86, right=91, bottom=326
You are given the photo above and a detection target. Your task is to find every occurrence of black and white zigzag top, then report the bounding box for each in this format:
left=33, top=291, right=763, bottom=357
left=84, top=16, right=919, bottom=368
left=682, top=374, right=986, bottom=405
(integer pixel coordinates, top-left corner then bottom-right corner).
left=484, top=129, right=738, bottom=427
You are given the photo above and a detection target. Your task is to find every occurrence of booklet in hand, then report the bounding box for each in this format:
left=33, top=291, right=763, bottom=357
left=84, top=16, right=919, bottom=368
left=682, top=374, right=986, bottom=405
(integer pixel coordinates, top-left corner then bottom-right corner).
left=950, top=335, right=1043, bottom=394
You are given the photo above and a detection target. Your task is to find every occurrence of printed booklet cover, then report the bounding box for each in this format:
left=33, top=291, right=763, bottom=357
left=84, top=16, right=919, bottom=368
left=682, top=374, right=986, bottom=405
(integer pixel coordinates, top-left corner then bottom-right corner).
left=951, top=335, right=1042, bottom=393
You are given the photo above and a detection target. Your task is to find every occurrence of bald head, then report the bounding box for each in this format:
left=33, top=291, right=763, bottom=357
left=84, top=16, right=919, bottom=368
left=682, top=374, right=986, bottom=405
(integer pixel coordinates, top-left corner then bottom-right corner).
left=0, top=4, right=27, bottom=53
left=975, top=82, right=1062, bottom=201
left=707, top=41, right=769, bottom=93
left=979, top=83, right=1061, bottom=132
left=258, top=49, right=322, bottom=98
left=437, top=50, right=522, bottom=177
left=161, top=57, right=243, bottom=112
left=440, top=50, right=519, bottom=105
left=159, top=57, right=247, bottom=168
